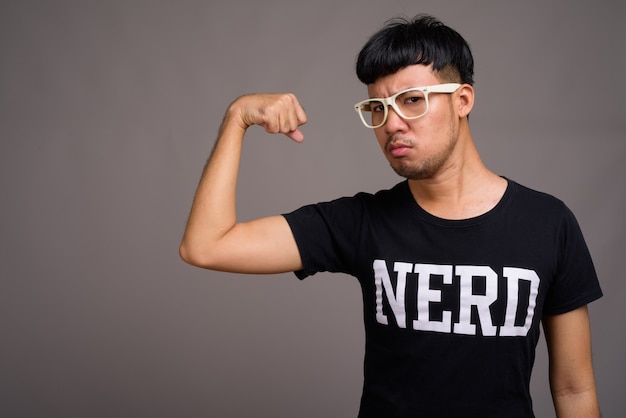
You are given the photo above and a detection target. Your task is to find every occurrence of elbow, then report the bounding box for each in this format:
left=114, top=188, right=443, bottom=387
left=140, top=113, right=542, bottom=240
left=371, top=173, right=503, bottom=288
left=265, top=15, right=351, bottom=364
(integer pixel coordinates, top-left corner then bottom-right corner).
left=179, top=240, right=214, bottom=269
left=178, top=241, right=196, bottom=266
left=178, top=242, right=193, bottom=265
left=179, top=228, right=234, bottom=270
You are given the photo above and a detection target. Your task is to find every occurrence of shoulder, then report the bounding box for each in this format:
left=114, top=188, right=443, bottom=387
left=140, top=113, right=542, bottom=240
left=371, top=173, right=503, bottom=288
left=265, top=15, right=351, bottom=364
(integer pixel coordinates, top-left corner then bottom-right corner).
left=358, top=180, right=412, bottom=210
left=505, top=180, right=586, bottom=249
left=506, top=179, right=572, bottom=217
left=284, top=181, right=407, bottom=223
left=508, top=179, right=563, bottom=205
left=283, top=181, right=412, bottom=242
left=303, top=181, right=410, bottom=211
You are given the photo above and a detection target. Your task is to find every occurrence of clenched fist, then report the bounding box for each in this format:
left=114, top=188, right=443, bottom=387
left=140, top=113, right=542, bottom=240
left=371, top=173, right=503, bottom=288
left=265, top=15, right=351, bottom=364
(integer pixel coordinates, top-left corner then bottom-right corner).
left=227, top=93, right=308, bottom=142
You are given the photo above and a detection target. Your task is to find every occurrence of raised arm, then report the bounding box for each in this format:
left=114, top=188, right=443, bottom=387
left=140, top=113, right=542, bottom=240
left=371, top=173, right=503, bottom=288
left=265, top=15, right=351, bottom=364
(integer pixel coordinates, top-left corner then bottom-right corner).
left=179, top=93, right=307, bottom=274
left=543, top=305, right=601, bottom=418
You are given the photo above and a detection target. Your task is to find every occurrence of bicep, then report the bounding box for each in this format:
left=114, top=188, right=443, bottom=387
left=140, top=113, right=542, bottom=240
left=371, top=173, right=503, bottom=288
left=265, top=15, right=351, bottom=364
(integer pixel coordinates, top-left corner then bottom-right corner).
left=187, top=215, right=303, bottom=274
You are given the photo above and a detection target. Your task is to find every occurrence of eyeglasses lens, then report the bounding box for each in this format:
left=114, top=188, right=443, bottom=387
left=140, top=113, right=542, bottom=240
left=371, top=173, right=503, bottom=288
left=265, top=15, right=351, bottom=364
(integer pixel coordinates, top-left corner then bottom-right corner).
left=359, top=89, right=428, bottom=128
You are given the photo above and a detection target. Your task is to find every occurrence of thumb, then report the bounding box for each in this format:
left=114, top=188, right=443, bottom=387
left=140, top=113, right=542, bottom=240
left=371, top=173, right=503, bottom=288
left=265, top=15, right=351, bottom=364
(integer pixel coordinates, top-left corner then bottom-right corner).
left=285, top=128, right=304, bottom=143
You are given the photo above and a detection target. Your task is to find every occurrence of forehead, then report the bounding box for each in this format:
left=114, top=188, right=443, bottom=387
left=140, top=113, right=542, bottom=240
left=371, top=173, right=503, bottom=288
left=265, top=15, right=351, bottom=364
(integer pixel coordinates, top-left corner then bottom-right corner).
left=367, top=64, right=441, bottom=97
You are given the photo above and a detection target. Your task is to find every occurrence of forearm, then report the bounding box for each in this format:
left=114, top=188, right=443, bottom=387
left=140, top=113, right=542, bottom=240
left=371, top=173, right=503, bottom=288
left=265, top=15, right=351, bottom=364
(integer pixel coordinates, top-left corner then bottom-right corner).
left=552, top=385, right=600, bottom=418
left=179, top=107, right=246, bottom=266
left=544, top=306, right=601, bottom=418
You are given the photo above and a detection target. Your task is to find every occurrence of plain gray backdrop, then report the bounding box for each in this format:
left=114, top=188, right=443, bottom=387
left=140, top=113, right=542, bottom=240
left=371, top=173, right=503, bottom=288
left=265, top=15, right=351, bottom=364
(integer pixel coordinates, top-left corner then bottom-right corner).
left=1, top=1, right=624, bottom=417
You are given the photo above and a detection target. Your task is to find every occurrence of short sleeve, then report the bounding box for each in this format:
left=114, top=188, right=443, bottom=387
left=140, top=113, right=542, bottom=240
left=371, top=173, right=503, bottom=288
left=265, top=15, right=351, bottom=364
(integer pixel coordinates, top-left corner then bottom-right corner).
left=542, top=205, right=603, bottom=315
left=283, top=195, right=366, bottom=279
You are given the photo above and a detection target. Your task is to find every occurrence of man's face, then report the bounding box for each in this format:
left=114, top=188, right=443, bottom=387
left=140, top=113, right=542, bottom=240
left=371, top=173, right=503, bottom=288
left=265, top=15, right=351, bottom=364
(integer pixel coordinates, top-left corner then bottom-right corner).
left=367, top=64, right=461, bottom=180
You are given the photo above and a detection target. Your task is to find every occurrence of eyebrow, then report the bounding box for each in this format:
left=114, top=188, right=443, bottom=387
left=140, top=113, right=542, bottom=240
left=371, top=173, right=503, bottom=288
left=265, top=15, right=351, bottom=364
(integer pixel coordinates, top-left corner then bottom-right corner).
left=368, top=85, right=424, bottom=99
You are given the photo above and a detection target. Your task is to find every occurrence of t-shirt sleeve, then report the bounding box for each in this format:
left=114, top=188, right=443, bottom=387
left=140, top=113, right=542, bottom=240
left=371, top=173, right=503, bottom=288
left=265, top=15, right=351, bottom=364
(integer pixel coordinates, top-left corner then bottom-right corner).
left=282, top=195, right=365, bottom=280
left=542, top=205, right=603, bottom=315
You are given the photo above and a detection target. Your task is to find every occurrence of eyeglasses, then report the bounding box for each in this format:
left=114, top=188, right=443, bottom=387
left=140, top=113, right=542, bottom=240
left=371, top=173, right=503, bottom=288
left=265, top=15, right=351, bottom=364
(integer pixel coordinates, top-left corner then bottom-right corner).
left=354, top=83, right=461, bottom=128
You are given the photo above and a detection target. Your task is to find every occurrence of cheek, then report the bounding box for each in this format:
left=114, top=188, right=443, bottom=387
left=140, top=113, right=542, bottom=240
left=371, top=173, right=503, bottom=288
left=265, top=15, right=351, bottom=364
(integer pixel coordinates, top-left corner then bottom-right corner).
left=417, top=107, right=454, bottom=136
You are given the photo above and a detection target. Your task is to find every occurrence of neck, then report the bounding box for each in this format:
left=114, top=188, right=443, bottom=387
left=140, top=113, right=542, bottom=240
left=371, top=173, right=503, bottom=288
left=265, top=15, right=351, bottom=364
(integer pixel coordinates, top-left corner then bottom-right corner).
left=407, top=140, right=507, bottom=220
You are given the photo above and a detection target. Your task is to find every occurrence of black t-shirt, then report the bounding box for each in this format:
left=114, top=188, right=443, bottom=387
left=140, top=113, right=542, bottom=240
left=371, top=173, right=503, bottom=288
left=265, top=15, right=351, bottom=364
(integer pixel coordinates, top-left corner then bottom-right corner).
left=283, top=179, right=602, bottom=417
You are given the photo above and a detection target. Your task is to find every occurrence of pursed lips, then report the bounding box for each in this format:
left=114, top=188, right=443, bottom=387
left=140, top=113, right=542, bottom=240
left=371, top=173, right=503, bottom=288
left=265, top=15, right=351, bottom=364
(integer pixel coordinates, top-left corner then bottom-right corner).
left=386, top=139, right=414, bottom=157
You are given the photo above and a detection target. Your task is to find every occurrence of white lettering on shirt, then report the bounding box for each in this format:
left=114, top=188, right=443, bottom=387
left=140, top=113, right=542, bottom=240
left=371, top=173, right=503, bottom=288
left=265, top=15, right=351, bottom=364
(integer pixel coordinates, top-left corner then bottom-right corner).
left=372, top=260, right=540, bottom=337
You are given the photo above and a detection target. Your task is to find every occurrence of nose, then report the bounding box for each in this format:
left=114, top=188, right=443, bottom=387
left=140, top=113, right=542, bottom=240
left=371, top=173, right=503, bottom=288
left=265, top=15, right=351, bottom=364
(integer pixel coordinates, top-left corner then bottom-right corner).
left=383, top=106, right=408, bottom=133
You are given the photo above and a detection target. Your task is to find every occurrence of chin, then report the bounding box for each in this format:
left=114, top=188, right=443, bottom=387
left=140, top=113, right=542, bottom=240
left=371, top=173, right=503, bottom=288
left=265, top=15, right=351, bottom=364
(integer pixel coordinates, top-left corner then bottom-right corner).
left=390, top=160, right=440, bottom=180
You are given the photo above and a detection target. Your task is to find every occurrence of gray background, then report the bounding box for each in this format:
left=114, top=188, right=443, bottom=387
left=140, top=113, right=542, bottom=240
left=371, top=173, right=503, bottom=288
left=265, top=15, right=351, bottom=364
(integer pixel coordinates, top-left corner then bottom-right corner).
left=1, top=1, right=624, bottom=417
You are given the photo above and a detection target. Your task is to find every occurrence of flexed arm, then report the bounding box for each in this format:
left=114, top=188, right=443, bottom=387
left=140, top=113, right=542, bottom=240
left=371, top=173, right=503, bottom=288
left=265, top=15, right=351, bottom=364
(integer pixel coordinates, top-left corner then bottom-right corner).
left=179, top=94, right=307, bottom=273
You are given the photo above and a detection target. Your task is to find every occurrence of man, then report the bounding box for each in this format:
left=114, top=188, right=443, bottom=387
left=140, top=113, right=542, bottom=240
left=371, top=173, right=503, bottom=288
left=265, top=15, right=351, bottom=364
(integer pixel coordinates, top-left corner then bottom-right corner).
left=180, top=15, right=602, bottom=417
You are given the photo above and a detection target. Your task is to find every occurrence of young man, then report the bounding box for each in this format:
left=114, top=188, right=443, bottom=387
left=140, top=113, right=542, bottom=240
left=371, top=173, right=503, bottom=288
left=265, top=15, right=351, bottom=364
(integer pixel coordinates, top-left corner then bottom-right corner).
left=180, top=15, right=602, bottom=417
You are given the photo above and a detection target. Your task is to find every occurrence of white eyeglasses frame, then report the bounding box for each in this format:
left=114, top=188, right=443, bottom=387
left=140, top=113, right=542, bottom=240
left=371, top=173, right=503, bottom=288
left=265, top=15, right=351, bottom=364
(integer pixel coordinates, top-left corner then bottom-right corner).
left=354, top=83, right=462, bottom=128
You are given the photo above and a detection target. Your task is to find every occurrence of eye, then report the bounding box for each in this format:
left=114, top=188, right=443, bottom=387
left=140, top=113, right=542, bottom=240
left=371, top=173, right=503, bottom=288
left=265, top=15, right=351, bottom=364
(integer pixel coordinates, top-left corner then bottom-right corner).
left=364, top=101, right=385, bottom=113
left=404, top=94, right=423, bottom=105
left=372, top=103, right=385, bottom=113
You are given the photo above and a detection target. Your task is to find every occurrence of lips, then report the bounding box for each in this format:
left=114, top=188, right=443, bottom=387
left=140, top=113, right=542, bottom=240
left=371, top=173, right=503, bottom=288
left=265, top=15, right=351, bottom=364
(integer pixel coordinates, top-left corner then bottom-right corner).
left=387, top=141, right=413, bottom=157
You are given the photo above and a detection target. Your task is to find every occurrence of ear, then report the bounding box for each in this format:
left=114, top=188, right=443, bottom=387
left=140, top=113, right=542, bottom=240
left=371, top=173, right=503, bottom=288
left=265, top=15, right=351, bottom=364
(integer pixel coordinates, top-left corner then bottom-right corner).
left=456, top=84, right=474, bottom=118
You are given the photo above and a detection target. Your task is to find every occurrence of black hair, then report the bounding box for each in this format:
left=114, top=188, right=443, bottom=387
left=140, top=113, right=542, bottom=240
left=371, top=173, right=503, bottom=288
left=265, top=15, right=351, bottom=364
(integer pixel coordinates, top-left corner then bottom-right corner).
left=356, top=14, right=474, bottom=85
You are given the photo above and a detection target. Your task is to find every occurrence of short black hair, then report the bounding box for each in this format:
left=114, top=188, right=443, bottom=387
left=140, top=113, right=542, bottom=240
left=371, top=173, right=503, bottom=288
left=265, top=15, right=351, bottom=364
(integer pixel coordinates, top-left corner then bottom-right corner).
left=356, top=14, right=474, bottom=85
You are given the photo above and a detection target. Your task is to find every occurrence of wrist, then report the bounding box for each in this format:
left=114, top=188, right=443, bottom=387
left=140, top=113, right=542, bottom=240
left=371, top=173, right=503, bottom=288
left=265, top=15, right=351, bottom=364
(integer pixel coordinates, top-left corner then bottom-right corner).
left=221, top=98, right=249, bottom=135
